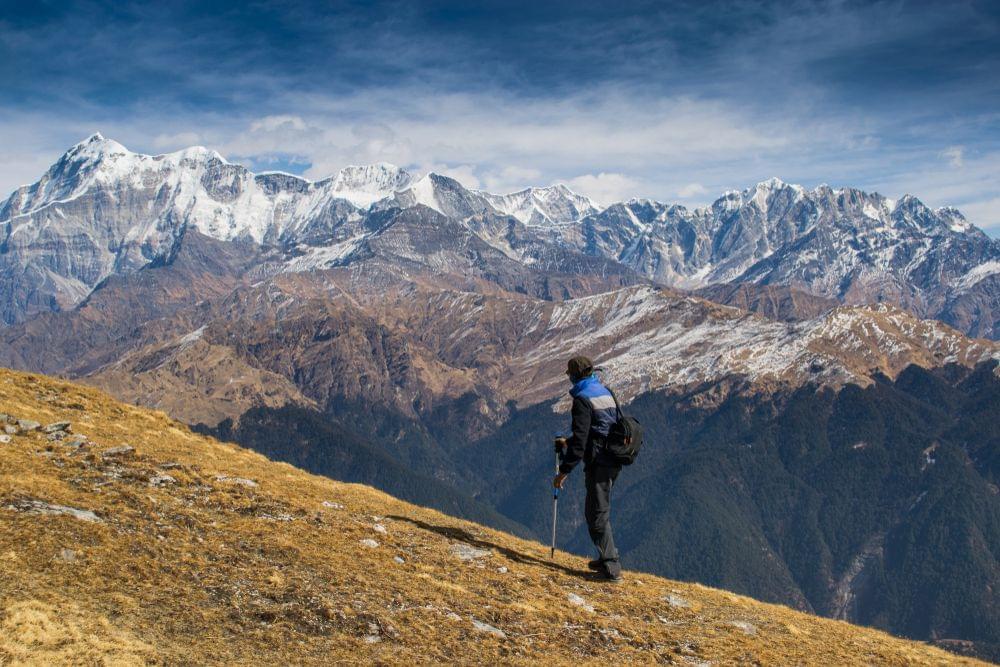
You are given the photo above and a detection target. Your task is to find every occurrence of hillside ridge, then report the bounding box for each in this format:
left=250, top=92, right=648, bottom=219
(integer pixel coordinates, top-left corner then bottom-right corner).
left=0, top=367, right=986, bottom=665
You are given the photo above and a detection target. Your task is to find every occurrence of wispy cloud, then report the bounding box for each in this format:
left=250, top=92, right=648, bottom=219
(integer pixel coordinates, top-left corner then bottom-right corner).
left=941, top=146, right=965, bottom=169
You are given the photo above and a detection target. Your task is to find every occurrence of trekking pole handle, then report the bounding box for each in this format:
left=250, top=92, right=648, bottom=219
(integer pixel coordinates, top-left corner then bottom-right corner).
left=554, top=451, right=561, bottom=500
left=552, top=435, right=567, bottom=498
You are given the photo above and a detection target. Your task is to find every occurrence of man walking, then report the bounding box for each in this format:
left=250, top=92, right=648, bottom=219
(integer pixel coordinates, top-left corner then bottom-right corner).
left=553, top=355, right=623, bottom=583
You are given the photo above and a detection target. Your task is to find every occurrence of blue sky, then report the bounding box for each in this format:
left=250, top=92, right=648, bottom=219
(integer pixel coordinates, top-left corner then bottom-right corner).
left=1, top=0, right=998, bottom=234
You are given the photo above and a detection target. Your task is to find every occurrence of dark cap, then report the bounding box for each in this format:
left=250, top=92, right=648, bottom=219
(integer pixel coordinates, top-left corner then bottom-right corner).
left=566, top=355, right=594, bottom=379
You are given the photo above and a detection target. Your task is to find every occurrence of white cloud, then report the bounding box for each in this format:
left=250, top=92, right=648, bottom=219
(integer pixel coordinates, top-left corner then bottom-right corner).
left=152, top=131, right=202, bottom=150
left=566, top=173, right=642, bottom=206
left=677, top=182, right=708, bottom=198
left=249, top=115, right=308, bottom=133
left=941, top=145, right=964, bottom=168
left=480, top=166, right=544, bottom=193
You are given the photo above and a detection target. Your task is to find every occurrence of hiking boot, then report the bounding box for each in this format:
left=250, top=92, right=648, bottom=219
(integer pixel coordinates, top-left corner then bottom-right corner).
left=587, top=559, right=603, bottom=571
left=595, top=569, right=623, bottom=584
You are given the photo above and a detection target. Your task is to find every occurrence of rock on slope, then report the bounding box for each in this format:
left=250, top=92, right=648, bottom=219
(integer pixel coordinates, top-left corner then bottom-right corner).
left=0, top=368, right=984, bottom=665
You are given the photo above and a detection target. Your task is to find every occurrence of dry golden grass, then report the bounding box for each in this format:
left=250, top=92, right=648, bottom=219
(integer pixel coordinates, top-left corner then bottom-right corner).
left=0, top=368, right=986, bottom=665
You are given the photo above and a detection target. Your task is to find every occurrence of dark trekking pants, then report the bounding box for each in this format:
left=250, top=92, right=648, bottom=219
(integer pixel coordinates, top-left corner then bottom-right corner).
left=585, top=463, right=622, bottom=577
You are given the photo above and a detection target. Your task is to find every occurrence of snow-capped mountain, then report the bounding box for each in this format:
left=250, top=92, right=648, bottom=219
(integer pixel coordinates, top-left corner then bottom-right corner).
left=319, top=162, right=413, bottom=207
left=481, top=184, right=599, bottom=225
left=0, top=135, right=418, bottom=323
left=1, top=135, right=998, bottom=339
left=562, top=177, right=996, bottom=289
left=557, top=178, right=1000, bottom=337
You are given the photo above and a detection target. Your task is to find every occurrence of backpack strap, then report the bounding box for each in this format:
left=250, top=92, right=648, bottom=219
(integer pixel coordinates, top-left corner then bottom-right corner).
left=606, top=387, right=625, bottom=421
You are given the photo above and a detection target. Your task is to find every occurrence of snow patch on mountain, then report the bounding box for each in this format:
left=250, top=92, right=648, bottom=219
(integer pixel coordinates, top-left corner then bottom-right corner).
left=513, top=286, right=999, bottom=406
left=284, top=235, right=369, bottom=272
left=953, top=260, right=1000, bottom=291
left=405, top=175, right=444, bottom=215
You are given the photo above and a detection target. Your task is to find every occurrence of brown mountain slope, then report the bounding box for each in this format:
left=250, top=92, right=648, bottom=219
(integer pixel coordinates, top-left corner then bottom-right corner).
left=70, top=275, right=1000, bottom=434
left=0, top=368, right=986, bottom=665
left=694, top=282, right=840, bottom=322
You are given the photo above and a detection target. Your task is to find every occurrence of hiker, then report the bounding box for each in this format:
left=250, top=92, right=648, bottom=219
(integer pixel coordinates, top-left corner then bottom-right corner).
left=553, top=355, right=623, bottom=582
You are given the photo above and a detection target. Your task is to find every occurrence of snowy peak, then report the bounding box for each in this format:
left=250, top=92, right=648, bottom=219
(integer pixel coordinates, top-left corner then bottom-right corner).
left=1, top=135, right=134, bottom=218
left=482, top=183, right=600, bottom=225
left=936, top=206, right=973, bottom=233
left=735, top=178, right=804, bottom=213
left=391, top=173, right=492, bottom=219
left=66, top=132, right=130, bottom=161
left=65, top=134, right=225, bottom=168
left=321, top=163, right=412, bottom=208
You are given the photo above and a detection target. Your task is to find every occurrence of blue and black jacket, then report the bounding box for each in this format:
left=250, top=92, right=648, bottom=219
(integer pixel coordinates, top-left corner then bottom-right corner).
left=559, top=374, right=620, bottom=474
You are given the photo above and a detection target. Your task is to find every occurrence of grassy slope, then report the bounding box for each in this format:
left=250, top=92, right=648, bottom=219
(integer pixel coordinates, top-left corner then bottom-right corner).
left=0, top=368, right=986, bottom=666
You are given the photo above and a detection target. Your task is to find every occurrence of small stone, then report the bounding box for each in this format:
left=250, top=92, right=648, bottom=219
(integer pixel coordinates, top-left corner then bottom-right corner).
left=496, top=566, right=508, bottom=574
left=471, top=619, right=506, bottom=639
left=7, top=499, right=101, bottom=523
left=394, top=556, right=405, bottom=564
left=0, top=413, right=9, bottom=423
left=55, top=548, right=76, bottom=563
left=16, top=419, right=41, bottom=432
left=149, top=474, right=176, bottom=487
left=664, top=594, right=691, bottom=608
left=43, top=421, right=72, bottom=434
left=681, top=659, right=712, bottom=667
left=215, top=475, right=257, bottom=488
left=450, top=543, right=490, bottom=561
left=359, top=539, right=380, bottom=548
left=63, top=434, right=88, bottom=449
left=4, top=425, right=17, bottom=435
left=445, top=612, right=462, bottom=621
left=322, top=501, right=344, bottom=509
left=102, top=445, right=135, bottom=458
left=363, top=635, right=381, bottom=644
left=373, top=523, right=387, bottom=534
left=46, top=431, right=66, bottom=441
left=0, top=435, right=11, bottom=444
left=567, top=593, right=595, bottom=612
left=729, top=620, right=757, bottom=636
left=158, top=462, right=182, bottom=470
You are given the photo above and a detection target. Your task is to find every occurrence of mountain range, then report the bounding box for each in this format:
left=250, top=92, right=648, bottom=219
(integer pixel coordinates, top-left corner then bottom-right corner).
left=3, top=134, right=997, bottom=336
left=1, top=135, right=999, bottom=659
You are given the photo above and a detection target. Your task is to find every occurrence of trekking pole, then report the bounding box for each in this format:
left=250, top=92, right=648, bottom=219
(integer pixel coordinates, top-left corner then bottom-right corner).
left=551, top=443, right=563, bottom=559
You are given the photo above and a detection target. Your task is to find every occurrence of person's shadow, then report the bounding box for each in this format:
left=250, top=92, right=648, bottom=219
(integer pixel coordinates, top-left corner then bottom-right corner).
left=386, top=514, right=593, bottom=579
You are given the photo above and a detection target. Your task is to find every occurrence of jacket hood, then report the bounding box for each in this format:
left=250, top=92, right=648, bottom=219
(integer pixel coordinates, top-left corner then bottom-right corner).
left=569, top=373, right=601, bottom=398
